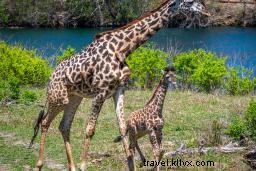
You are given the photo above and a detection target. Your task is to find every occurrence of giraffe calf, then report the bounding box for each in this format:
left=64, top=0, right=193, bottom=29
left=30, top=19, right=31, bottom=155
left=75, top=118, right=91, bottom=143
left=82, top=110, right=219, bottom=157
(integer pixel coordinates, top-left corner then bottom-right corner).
left=114, top=67, right=176, bottom=170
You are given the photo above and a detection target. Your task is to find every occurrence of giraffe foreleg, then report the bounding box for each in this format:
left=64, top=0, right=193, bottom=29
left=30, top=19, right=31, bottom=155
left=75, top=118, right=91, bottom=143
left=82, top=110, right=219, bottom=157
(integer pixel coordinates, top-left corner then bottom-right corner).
left=135, top=141, right=146, bottom=168
left=114, top=87, right=135, bottom=171
left=156, top=130, right=164, bottom=162
left=149, top=130, right=161, bottom=171
left=129, top=137, right=136, bottom=170
left=59, top=95, right=82, bottom=171
left=80, top=94, right=105, bottom=171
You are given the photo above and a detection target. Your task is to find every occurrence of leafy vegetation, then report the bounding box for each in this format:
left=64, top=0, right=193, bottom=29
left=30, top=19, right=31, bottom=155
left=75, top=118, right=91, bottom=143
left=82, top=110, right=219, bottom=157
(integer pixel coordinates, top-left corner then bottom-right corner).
left=0, top=0, right=163, bottom=27
left=0, top=1, right=8, bottom=25
left=226, top=115, right=247, bottom=139
left=225, top=67, right=255, bottom=96
left=0, top=41, right=51, bottom=101
left=244, top=100, right=256, bottom=139
left=173, top=49, right=227, bottom=92
left=126, top=46, right=168, bottom=89
left=19, top=90, right=38, bottom=104
left=227, top=100, right=256, bottom=140
left=56, top=46, right=76, bottom=64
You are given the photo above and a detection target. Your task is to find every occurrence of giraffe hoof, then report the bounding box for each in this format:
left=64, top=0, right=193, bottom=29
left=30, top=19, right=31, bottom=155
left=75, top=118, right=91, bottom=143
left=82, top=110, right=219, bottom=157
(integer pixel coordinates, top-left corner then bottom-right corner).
left=36, top=160, right=43, bottom=171
left=139, top=162, right=144, bottom=168
left=79, top=163, right=86, bottom=171
left=69, top=167, right=76, bottom=171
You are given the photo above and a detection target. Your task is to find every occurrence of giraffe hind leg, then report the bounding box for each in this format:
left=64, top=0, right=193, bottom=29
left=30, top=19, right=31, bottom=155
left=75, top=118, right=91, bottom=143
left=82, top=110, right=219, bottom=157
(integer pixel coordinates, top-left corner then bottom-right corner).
left=80, top=94, right=105, bottom=171
left=59, top=95, right=82, bottom=171
left=36, top=103, right=64, bottom=170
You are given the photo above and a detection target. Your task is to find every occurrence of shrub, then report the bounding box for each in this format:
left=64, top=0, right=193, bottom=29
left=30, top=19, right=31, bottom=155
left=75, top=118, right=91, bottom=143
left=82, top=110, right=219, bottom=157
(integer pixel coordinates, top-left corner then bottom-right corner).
left=226, top=115, right=247, bottom=140
left=0, top=41, right=51, bottom=86
left=0, top=80, right=10, bottom=100
left=19, top=90, right=38, bottom=104
left=8, top=78, right=21, bottom=100
left=226, top=67, right=254, bottom=95
left=56, top=46, right=76, bottom=64
left=225, top=68, right=240, bottom=95
left=244, top=100, right=256, bottom=138
left=126, top=46, right=168, bottom=89
left=173, top=49, right=227, bottom=92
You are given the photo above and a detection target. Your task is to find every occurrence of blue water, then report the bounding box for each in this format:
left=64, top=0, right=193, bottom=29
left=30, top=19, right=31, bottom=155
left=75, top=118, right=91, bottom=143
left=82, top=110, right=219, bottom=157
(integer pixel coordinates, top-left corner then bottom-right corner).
left=0, top=27, right=256, bottom=69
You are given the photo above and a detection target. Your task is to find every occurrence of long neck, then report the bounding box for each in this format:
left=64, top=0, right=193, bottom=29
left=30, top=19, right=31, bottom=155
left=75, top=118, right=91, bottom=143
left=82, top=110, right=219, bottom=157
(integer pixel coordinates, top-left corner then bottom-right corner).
left=146, top=77, right=169, bottom=116
left=95, top=0, right=175, bottom=62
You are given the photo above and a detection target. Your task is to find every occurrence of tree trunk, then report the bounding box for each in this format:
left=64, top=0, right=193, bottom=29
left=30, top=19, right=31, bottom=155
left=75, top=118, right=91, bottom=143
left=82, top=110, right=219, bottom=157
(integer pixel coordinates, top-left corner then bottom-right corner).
left=95, top=0, right=104, bottom=26
left=104, top=0, right=117, bottom=25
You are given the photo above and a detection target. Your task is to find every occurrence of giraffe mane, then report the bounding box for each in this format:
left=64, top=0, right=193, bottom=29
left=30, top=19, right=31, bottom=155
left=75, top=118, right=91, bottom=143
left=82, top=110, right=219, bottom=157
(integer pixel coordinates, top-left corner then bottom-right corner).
left=94, top=0, right=171, bottom=40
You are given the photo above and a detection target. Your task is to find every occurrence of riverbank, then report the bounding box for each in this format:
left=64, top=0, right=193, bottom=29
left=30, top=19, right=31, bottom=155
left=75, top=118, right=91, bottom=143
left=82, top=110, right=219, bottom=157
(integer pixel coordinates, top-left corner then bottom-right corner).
left=207, top=0, right=256, bottom=27
left=0, top=0, right=255, bottom=28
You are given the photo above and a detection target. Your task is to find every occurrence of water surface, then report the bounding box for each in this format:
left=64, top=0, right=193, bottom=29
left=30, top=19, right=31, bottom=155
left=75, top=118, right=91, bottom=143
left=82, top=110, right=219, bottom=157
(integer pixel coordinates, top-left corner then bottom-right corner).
left=0, top=27, right=256, bottom=69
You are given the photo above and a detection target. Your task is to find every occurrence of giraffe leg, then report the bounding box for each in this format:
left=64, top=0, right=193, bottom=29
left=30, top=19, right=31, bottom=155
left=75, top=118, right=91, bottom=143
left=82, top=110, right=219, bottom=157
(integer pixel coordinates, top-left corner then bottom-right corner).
left=156, top=131, right=164, bottom=162
left=114, top=87, right=134, bottom=171
left=80, top=94, right=105, bottom=171
left=149, top=130, right=161, bottom=171
left=59, top=95, right=82, bottom=171
left=36, top=104, right=64, bottom=170
left=135, top=141, right=146, bottom=168
left=129, top=137, right=136, bottom=170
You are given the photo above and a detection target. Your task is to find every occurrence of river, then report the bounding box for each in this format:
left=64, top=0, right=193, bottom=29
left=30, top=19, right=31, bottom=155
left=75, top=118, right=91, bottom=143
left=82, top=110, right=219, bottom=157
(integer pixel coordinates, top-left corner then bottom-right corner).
left=0, top=27, right=256, bottom=69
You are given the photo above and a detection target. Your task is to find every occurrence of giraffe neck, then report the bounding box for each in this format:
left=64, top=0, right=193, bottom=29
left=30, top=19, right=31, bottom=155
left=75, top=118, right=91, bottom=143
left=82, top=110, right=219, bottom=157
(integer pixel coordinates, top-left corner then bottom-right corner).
left=146, top=77, right=168, bottom=115
left=95, top=0, right=176, bottom=62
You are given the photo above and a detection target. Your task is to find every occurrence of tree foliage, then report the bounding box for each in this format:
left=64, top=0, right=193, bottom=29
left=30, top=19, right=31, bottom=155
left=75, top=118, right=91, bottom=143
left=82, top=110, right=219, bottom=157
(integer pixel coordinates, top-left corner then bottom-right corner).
left=0, top=0, right=164, bottom=27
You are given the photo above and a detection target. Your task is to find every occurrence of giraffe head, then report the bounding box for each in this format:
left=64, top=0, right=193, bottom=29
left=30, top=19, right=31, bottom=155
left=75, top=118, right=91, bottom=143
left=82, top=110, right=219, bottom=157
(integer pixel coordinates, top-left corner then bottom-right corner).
left=162, top=66, right=177, bottom=87
left=172, top=0, right=210, bottom=16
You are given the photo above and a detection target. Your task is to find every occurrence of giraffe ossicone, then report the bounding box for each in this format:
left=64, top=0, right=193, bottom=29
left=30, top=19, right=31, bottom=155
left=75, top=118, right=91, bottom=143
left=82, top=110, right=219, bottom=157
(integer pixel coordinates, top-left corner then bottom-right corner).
left=30, top=0, right=209, bottom=170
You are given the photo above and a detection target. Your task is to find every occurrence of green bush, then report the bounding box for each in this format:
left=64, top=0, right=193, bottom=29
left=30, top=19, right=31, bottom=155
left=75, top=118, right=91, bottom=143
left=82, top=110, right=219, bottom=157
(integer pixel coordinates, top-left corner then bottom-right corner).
left=227, top=101, right=256, bottom=140
left=19, top=90, right=38, bottom=104
left=56, top=46, right=76, bottom=64
left=225, top=68, right=240, bottom=95
left=126, top=46, right=168, bottom=89
left=174, top=49, right=227, bottom=92
left=8, top=78, right=21, bottom=100
left=226, top=115, right=247, bottom=139
left=0, top=41, right=51, bottom=86
left=0, top=80, right=10, bottom=100
left=244, top=100, right=256, bottom=138
left=226, top=67, right=254, bottom=95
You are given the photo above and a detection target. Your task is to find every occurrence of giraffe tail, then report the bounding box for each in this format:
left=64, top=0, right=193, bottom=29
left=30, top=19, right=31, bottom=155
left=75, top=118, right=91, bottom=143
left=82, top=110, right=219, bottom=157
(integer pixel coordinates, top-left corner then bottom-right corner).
left=113, top=129, right=129, bottom=143
left=29, top=109, right=45, bottom=148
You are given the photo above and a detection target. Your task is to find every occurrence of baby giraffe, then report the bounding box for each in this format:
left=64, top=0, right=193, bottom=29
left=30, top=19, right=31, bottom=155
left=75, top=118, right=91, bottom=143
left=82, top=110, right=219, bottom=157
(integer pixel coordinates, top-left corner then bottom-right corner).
left=114, top=67, right=176, bottom=170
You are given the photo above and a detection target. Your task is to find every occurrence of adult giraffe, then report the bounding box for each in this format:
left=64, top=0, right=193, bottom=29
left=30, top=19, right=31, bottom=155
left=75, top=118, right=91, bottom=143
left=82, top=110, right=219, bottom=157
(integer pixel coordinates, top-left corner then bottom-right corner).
left=30, top=0, right=209, bottom=170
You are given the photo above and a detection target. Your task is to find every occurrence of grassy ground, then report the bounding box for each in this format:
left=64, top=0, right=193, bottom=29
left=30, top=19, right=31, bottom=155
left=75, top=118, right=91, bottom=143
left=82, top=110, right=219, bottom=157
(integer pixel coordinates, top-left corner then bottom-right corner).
left=0, top=89, right=253, bottom=170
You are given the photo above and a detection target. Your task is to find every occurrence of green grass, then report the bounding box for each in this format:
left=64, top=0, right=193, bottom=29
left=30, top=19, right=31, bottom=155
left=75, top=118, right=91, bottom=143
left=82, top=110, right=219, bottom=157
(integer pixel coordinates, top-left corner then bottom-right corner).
left=0, top=89, right=253, bottom=170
